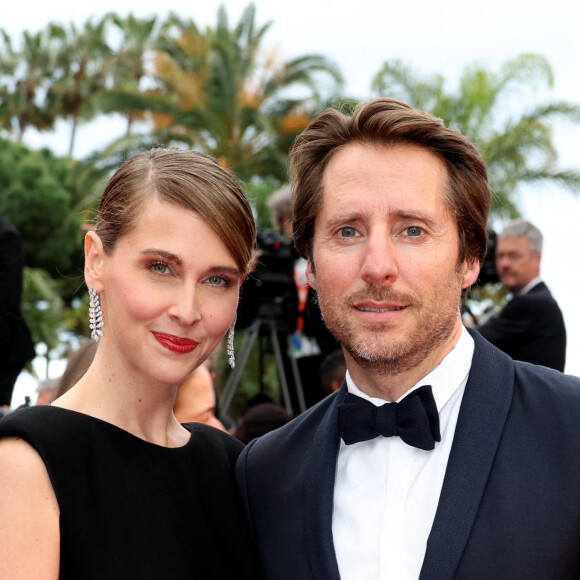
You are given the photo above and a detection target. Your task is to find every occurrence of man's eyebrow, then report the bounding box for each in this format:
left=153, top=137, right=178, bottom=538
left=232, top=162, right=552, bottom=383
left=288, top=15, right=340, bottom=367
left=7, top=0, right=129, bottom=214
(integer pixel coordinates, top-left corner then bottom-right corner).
left=140, top=248, right=182, bottom=266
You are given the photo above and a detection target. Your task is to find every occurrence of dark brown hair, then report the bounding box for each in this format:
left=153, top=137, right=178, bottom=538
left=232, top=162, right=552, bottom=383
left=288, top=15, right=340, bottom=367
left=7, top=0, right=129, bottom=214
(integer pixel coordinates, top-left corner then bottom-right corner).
left=288, top=98, right=490, bottom=267
left=96, top=148, right=256, bottom=274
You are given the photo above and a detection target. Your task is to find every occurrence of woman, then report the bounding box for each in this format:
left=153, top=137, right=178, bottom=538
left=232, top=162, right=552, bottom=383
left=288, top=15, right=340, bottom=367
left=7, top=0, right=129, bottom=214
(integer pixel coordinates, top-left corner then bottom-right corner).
left=0, top=148, right=262, bottom=579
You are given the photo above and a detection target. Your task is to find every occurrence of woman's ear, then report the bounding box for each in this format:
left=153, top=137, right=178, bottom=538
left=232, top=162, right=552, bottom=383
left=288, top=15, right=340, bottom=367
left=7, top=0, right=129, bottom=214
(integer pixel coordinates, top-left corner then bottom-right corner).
left=84, top=231, right=105, bottom=292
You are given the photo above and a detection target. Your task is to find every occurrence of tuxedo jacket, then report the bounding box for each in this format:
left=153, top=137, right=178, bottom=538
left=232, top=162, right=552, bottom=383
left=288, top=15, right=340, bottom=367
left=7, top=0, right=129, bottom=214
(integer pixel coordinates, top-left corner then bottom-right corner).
left=477, top=281, right=566, bottom=372
left=0, top=217, right=35, bottom=366
left=236, top=331, right=580, bottom=579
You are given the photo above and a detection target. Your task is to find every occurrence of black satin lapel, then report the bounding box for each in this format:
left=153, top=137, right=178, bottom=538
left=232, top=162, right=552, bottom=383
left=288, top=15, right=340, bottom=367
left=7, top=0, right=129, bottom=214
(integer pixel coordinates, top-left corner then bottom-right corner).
left=420, top=331, right=515, bottom=580
left=304, top=384, right=346, bottom=580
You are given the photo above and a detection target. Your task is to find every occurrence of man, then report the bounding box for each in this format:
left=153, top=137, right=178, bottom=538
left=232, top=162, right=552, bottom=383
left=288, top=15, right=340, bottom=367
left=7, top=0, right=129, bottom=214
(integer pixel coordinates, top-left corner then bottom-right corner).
left=477, top=220, right=566, bottom=371
left=0, top=216, right=35, bottom=409
left=236, top=184, right=339, bottom=413
left=235, top=98, right=580, bottom=580
left=320, top=349, right=347, bottom=396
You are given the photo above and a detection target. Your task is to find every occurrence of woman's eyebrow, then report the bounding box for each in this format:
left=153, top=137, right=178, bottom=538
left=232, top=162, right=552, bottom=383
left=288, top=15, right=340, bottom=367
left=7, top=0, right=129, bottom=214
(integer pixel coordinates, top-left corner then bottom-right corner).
left=140, top=248, right=182, bottom=266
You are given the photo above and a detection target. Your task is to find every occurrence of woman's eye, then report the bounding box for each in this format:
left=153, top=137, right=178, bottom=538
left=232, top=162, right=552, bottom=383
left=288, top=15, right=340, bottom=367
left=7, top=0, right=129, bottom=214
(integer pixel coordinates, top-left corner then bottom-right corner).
left=405, top=227, right=423, bottom=237
left=339, top=227, right=358, bottom=238
left=151, top=262, right=170, bottom=274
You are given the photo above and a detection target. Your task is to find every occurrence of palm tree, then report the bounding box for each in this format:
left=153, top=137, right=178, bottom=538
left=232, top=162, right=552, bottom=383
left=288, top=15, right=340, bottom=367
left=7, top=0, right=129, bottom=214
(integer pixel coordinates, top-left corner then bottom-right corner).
left=46, top=17, right=113, bottom=157
left=164, top=4, right=344, bottom=180
left=0, top=27, right=57, bottom=142
left=371, top=54, right=580, bottom=219
left=97, top=4, right=343, bottom=181
left=104, top=12, right=160, bottom=136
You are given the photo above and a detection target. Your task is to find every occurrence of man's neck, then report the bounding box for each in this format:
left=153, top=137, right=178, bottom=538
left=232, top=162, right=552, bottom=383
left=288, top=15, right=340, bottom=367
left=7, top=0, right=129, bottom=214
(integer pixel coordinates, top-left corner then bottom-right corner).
left=512, top=276, right=542, bottom=296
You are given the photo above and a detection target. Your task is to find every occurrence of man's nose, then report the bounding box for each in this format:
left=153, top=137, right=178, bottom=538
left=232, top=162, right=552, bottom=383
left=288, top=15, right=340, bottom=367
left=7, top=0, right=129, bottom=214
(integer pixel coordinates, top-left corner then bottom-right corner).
left=360, top=231, right=399, bottom=285
left=497, top=256, right=511, bottom=270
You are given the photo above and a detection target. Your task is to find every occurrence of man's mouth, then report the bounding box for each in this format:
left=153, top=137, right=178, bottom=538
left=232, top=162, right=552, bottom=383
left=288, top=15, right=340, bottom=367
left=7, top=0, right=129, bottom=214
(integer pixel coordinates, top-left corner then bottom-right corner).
left=357, top=305, right=406, bottom=312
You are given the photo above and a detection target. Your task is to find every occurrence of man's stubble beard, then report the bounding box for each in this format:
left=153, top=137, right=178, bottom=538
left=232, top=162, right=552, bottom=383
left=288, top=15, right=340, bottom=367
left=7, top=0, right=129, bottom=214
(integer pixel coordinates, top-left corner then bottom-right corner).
left=315, top=271, right=464, bottom=377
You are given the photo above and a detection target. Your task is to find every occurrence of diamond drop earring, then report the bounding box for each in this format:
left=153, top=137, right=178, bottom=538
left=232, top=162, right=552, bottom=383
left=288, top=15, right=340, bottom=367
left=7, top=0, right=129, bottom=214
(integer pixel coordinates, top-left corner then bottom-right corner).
left=88, top=285, right=103, bottom=342
left=227, top=314, right=237, bottom=369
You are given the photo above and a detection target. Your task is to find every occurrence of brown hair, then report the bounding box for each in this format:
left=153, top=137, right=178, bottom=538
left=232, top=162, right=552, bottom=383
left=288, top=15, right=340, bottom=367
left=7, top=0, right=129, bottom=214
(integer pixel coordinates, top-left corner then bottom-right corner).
left=96, top=148, right=256, bottom=275
left=288, top=97, right=490, bottom=267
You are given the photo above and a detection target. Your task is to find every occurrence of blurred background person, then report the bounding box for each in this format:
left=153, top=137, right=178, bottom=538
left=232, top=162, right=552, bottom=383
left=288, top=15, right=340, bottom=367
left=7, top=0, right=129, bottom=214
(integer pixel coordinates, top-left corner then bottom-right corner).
left=0, top=148, right=262, bottom=579
left=320, top=349, right=347, bottom=397
left=174, top=360, right=226, bottom=431
left=234, top=397, right=291, bottom=444
left=0, top=216, right=35, bottom=411
left=477, top=219, right=566, bottom=371
left=35, top=377, right=59, bottom=406
left=235, top=184, right=339, bottom=414
left=53, top=340, right=97, bottom=400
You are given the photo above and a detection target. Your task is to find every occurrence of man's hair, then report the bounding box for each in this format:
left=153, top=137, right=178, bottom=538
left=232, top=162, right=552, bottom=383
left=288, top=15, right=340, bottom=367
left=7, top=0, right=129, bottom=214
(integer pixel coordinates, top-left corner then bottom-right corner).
left=266, top=184, right=292, bottom=232
left=288, top=97, right=491, bottom=267
left=499, top=219, right=543, bottom=253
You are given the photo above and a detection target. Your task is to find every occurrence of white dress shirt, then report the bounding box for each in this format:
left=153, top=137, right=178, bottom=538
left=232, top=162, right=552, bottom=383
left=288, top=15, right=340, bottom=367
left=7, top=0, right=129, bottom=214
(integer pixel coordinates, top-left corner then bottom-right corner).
left=332, top=326, right=475, bottom=580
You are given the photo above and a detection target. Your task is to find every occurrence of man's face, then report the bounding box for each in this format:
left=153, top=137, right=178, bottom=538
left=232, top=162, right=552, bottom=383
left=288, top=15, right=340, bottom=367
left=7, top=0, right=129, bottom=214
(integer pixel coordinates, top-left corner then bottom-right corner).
left=495, top=235, right=540, bottom=295
left=306, top=143, right=478, bottom=394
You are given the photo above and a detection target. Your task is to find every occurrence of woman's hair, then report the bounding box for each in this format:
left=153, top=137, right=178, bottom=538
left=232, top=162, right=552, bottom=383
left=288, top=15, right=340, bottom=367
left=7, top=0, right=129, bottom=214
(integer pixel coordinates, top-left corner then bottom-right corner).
left=95, top=148, right=256, bottom=275
left=288, top=97, right=491, bottom=268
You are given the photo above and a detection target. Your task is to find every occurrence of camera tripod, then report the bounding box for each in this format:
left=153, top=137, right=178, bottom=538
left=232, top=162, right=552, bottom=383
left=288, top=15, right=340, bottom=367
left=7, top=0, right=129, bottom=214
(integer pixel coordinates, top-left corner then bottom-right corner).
left=218, top=316, right=307, bottom=416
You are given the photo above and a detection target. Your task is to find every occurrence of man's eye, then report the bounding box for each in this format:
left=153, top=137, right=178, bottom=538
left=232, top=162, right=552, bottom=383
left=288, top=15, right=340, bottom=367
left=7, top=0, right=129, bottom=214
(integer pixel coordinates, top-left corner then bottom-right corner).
left=207, top=275, right=229, bottom=287
left=405, top=227, right=423, bottom=237
left=339, top=227, right=358, bottom=238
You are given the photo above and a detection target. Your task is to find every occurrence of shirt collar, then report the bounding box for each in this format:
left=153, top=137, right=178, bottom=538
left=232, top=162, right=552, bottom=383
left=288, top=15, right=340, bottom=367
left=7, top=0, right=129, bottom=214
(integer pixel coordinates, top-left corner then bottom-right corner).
left=518, top=276, right=542, bottom=296
left=345, top=325, right=474, bottom=413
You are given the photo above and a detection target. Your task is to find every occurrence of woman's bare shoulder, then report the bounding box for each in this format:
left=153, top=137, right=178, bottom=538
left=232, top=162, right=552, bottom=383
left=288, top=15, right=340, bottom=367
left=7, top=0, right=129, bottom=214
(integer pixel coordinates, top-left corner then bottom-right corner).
left=0, top=437, right=60, bottom=580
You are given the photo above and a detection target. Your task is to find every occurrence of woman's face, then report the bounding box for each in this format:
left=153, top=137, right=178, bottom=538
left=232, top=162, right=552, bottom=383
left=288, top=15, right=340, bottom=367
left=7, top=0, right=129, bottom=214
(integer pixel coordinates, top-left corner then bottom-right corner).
left=86, top=197, right=241, bottom=387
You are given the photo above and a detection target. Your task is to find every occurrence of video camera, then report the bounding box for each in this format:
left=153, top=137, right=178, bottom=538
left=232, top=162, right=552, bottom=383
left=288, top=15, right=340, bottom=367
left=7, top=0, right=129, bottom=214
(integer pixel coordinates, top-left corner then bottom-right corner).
left=236, top=229, right=297, bottom=330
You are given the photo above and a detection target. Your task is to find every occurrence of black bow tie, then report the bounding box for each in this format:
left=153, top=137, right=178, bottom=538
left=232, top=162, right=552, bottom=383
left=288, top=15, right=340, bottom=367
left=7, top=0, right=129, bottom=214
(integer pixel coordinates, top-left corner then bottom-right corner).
left=337, top=385, right=441, bottom=450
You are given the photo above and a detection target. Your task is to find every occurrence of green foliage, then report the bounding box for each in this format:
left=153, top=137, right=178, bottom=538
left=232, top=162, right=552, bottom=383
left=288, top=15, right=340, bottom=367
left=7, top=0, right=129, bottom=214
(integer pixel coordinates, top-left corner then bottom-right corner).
left=371, top=53, right=580, bottom=219
left=2, top=7, right=580, bottom=390
left=243, top=178, right=281, bottom=231
left=0, top=138, right=84, bottom=277
left=21, top=267, right=65, bottom=352
left=95, top=4, right=343, bottom=182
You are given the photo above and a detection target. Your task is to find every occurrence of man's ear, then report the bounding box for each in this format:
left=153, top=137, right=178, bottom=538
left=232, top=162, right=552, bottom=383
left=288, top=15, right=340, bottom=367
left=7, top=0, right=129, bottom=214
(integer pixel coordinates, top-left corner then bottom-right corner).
left=84, top=231, right=105, bottom=292
left=306, top=259, right=318, bottom=291
left=462, top=256, right=480, bottom=290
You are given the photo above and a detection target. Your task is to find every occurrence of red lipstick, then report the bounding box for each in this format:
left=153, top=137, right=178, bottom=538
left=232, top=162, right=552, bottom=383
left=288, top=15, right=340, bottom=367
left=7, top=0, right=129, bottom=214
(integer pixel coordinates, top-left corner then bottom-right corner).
left=153, top=332, right=198, bottom=354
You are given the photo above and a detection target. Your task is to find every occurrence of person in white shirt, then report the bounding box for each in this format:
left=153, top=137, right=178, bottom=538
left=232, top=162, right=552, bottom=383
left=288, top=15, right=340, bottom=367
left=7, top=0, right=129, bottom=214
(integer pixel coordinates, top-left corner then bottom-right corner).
left=235, top=97, right=580, bottom=580
left=477, top=219, right=566, bottom=370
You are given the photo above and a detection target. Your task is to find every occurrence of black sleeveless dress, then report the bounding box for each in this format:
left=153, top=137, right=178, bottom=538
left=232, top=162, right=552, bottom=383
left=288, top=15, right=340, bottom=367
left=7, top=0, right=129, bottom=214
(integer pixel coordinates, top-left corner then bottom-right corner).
left=0, top=406, right=263, bottom=579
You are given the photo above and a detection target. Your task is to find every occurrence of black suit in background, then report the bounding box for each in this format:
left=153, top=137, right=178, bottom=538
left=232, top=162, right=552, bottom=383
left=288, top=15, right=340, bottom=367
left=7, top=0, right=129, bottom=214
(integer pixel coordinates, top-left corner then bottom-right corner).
left=477, top=281, right=566, bottom=371
left=236, top=330, right=580, bottom=580
left=0, top=217, right=35, bottom=406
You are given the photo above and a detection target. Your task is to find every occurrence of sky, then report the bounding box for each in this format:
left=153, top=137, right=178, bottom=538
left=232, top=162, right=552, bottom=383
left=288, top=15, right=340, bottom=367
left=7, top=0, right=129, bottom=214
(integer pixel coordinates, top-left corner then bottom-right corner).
left=6, top=0, right=580, bottom=403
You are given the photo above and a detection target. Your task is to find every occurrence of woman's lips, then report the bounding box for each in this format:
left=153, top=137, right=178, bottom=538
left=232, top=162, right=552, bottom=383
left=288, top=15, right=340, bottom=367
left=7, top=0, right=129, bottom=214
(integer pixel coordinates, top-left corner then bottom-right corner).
left=152, top=332, right=198, bottom=354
